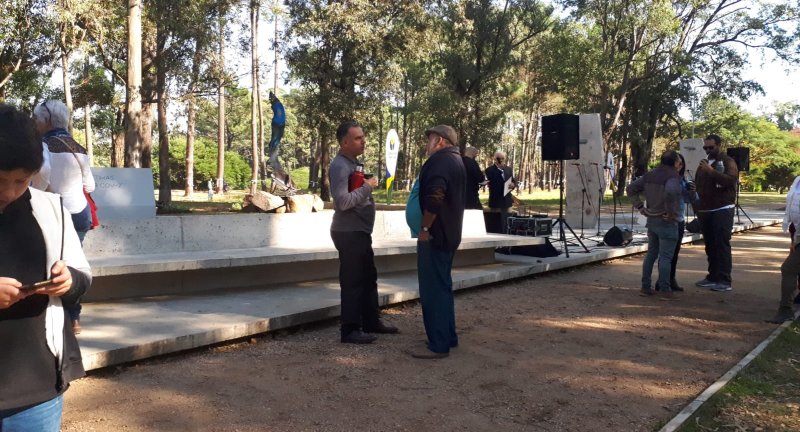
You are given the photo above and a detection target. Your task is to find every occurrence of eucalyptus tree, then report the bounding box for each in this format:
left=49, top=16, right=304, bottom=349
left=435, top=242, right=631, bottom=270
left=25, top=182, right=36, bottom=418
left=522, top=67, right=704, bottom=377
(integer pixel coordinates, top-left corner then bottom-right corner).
left=285, top=0, right=427, bottom=200
left=0, top=0, right=58, bottom=101
left=551, top=0, right=800, bottom=191
left=436, top=0, right=553, bottom=150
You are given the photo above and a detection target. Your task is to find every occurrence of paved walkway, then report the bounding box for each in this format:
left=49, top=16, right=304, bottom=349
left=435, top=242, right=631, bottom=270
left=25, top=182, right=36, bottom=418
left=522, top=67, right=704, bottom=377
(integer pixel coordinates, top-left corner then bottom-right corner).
left=77, top=208, right=784, bottom=371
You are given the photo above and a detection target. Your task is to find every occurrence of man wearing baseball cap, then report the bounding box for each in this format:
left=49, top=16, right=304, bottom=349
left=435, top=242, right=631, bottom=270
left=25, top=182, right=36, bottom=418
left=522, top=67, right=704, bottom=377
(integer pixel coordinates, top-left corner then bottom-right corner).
left=410, top=125, right=466, bottom=359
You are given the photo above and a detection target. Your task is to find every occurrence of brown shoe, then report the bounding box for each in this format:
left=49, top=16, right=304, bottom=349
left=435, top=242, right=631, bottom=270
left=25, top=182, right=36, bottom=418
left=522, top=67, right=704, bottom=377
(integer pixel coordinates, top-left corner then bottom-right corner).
left=72, top=320, right=82, bottom=334
left=409, top=348, right=449, bottom=360
left=659, top=292, right=678, bottom=301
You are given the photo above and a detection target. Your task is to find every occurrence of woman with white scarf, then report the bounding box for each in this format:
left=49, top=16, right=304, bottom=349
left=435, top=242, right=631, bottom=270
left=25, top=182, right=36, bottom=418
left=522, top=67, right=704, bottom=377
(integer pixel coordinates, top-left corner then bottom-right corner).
left=0, top=105, right=91, bottom=431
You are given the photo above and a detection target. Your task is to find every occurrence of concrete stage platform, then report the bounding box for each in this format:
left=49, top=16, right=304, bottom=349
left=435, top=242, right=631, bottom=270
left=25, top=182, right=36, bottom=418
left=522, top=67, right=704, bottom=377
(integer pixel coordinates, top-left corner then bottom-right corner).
left=76, top=208, right=783, bottom=371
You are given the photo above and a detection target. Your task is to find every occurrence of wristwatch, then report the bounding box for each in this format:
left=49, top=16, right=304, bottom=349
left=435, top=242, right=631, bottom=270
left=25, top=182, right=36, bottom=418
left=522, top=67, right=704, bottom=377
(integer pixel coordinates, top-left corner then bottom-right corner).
left=422, top=226, right=430, bottom=232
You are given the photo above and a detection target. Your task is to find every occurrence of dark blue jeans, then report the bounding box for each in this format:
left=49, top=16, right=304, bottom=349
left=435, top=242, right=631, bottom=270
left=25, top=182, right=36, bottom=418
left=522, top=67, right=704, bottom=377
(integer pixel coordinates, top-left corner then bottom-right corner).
left=642, top=218, right=679, bottom=292
left=417, top=241, right=458, bottom=353
left=67, top=205, right=91, bottom=323
left=0, top=395, right=63, bottom=432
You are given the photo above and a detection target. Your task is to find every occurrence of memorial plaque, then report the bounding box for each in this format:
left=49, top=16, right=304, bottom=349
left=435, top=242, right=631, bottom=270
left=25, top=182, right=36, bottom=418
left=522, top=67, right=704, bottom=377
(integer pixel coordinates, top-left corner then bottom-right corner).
left=91, top=168, right=156, bottom=220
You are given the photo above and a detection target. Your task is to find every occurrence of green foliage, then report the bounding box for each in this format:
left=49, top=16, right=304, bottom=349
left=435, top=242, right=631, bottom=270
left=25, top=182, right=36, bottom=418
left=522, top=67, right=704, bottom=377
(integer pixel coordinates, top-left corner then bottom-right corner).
left=693, top=95, right=800, bottom=192
left=152, top=135, right=250, bottom=190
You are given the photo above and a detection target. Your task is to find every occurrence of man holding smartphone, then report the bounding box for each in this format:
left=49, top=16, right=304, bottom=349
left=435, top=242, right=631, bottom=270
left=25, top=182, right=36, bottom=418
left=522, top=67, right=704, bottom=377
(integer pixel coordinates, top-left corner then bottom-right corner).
left=329, top=121, right=398, bottom=344
left=694, top=134, right=739, bottom=292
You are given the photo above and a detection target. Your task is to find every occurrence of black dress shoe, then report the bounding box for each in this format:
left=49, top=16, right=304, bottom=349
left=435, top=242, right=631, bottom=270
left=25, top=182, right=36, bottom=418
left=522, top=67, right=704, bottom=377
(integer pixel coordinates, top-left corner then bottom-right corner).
left=341, top=330, right=377, bottom=344
left=364, top=320, right=399, bottom=334
left=670, top=280, right=684, bottom=292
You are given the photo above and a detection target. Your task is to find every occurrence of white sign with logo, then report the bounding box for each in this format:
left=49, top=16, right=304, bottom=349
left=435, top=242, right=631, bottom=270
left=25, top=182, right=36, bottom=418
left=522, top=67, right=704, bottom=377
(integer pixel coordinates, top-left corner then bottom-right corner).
left=91, top=168, right=156, bottom=219
left=385, top=129, right=400, bottom=190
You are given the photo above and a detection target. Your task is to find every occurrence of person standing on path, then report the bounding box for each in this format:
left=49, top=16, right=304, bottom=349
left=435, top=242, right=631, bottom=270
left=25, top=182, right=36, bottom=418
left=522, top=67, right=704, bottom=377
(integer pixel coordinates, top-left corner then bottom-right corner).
left=656, top=153, right=698, bottom=292
left=694, top=134, right=738, bottom=292
left=31, top=100, right=95, bottom=334
left=626, top=150, right=683, bottom=300
left=766, top=176, right=800, bottom=323
left=329, top=121, right=398, bottom=345
left=0, top=104, right=92, bottom=431
left=485, top=151, right=515, bottom=233
left=411, top=125, right=466, bottom=359
left=462, top=146, right=485, bottom=210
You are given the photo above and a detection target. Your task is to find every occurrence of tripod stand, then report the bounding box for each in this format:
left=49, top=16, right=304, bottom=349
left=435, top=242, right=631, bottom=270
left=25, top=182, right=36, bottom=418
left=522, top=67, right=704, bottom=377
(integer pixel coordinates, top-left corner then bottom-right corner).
left=734, top=176, right=753, bottom=224
left=572, top=163, right=595, bottom=239
left=554, top=160, right=589, bottom=257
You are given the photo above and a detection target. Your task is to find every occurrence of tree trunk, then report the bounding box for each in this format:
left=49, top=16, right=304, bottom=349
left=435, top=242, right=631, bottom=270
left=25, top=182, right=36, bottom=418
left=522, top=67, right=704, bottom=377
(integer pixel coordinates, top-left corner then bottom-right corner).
left=272, top=8, right=278, bottom=93
left=308, top=125, right=319, bottom=191
left=249, top=0, right=260, bottom=195
left=125, top=0, right=144, bottom=168
left=184, top=40, right=202, bottom=197
left=216, top=15, right=226, bottom=194
left=376, top=105, right=383, bottom=183
left=320, top=128, right=331, bottom=201
left=156, top=28, right=171, bottom=206
left=61, top=49, right=74, bottom=134
left=84, top=104, right=93, bottom=164
left=112, top=106, right=125, bottom=167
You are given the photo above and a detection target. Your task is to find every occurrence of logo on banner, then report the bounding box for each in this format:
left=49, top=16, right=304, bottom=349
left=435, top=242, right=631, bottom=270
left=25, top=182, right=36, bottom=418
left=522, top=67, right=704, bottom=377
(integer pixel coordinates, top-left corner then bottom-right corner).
left=385, top=129, right=400, bottom=191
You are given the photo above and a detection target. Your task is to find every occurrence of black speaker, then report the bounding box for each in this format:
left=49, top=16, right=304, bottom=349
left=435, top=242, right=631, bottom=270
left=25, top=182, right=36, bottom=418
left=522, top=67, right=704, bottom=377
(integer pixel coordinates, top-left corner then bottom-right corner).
left=603, top=226, right=633, bottom=247
left=541, top=114, right=580, bottom=161
left=726, top=147, right=750, bottom=172
left=495, top=238, right=560, bottom=258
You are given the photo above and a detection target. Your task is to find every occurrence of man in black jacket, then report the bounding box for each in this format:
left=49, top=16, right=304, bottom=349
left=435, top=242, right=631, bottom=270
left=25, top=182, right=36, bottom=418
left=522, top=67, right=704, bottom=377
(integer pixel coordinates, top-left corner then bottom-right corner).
left=462, top=146, right=485, bottom=210
left=411, top=125, right=466, bottom=359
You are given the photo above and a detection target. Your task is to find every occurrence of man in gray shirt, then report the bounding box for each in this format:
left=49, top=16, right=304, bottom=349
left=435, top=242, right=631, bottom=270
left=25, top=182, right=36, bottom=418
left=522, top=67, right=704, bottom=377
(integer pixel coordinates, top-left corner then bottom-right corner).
left=330, top=121, right=398, bottom=344
left=627, top=150, right=683, bottom=300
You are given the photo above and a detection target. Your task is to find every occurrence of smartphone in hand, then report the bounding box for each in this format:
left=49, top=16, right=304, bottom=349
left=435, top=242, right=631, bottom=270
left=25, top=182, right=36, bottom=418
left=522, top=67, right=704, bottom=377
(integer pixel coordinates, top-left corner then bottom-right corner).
left=18, top=279, right=54, bottom=293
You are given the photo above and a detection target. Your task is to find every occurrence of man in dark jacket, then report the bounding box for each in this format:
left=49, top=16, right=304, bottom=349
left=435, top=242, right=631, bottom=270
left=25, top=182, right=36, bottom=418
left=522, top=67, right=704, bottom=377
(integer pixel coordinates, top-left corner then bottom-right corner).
left=485, top=151, right=515, bottom=233
left=462, top=146, right=485, bottom=210
left=694, top=134, right=738, bottom=292
left=627, top=150, right=683, bottom=300
left=411, top=125, right=466, bottom=359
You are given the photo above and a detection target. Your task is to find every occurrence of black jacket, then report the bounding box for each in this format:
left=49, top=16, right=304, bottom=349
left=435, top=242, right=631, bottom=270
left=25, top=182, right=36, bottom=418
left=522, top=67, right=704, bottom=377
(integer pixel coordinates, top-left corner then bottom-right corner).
left=419, top=146, right=466, bottom=252
left=485, top=165, right=514, bottom=209
left=462, top=156, right=484, bottom=210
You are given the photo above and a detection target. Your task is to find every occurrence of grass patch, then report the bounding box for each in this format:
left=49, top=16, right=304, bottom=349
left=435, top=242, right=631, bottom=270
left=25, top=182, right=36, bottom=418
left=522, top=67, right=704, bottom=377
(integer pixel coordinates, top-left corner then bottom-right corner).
left=677, top=322, right=800, bottom=432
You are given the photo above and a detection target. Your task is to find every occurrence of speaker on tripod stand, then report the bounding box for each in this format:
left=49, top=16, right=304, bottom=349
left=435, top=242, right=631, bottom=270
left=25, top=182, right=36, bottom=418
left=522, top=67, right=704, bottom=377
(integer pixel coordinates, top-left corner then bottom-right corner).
left=542, top=114, right=589, bottom=257
left=726, top=147, right=754, bottom=224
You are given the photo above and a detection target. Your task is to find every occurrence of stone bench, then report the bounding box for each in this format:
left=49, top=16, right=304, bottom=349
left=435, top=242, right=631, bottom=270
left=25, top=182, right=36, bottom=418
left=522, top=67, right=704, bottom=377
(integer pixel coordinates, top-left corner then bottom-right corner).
left=82, top=210, right=543, bottom=301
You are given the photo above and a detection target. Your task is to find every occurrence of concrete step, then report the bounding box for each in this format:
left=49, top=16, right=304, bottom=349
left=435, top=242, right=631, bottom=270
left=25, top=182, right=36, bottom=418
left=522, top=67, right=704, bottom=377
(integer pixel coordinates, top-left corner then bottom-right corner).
left=76, top=214, right=783, bottom=371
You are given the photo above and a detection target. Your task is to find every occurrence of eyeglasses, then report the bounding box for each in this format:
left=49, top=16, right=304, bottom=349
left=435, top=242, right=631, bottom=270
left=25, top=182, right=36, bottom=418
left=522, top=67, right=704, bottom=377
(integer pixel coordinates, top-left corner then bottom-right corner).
left=702, top=146, right=716, bottom=150
left=40, top=101, right=52, bottom=123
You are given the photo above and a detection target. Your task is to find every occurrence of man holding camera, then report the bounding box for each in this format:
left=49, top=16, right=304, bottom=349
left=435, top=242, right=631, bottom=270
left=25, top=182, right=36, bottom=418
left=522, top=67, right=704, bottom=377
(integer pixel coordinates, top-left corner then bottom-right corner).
left=329, top=121, right=398, bottom=344
left=485, top=151, right=516, bottom=233
left=694, top=134, right=739, bottom=292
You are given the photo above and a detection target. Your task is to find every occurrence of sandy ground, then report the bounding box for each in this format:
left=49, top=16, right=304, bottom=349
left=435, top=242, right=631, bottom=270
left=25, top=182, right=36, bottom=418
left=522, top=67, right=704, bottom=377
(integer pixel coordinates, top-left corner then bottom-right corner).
left=61, top=226, right=791, bottom=432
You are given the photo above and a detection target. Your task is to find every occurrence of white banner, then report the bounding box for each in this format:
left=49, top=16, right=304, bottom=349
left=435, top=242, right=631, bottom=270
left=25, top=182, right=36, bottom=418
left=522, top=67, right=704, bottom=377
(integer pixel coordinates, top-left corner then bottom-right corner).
left=385, top=129, right=400, bottom=190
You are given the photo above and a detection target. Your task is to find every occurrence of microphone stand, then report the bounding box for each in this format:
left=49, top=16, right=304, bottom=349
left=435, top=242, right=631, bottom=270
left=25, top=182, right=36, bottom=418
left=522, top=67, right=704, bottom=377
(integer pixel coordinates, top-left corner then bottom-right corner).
left=573, top=163, right=595, bottom=239
left=592, top=162, right=604, bottom=237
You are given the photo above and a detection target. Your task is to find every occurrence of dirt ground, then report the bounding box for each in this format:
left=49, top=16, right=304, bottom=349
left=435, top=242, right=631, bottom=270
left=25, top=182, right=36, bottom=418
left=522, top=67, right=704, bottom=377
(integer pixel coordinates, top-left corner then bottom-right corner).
left=61, top=226, right=790, bottom=432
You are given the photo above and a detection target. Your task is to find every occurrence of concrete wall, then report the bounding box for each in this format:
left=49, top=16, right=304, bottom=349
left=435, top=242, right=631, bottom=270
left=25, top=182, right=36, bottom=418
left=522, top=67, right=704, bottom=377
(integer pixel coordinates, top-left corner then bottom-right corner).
left=83, top=210, right=489, bottom=258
